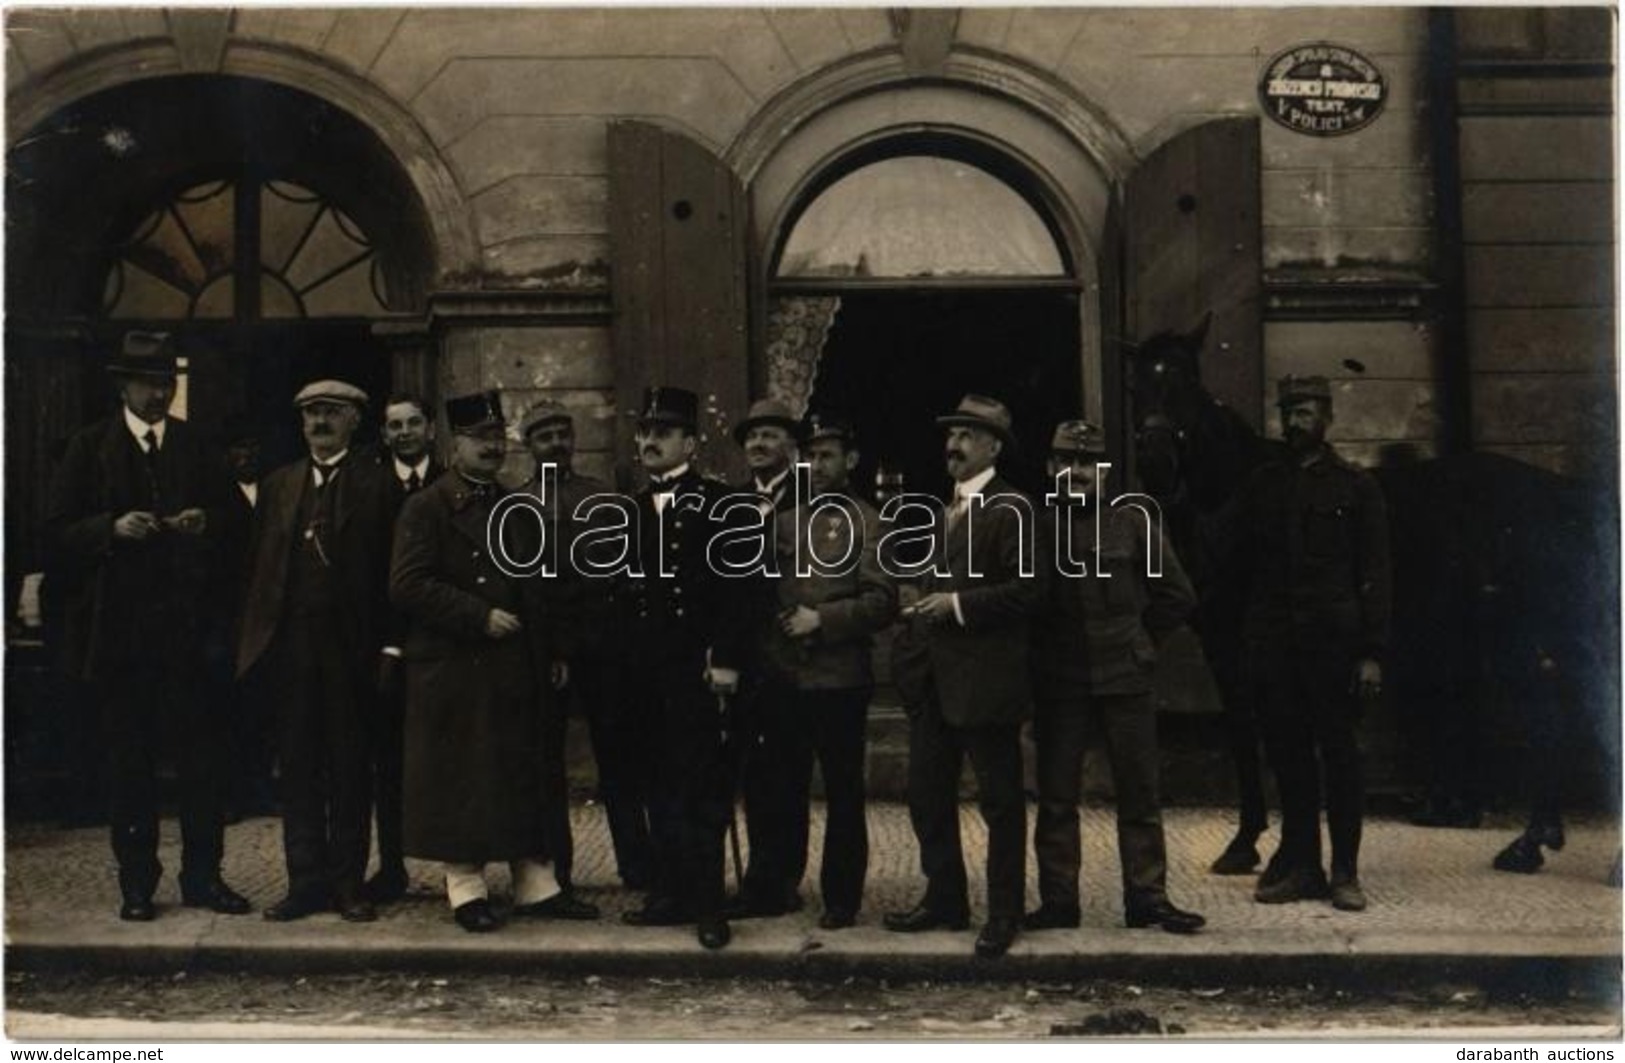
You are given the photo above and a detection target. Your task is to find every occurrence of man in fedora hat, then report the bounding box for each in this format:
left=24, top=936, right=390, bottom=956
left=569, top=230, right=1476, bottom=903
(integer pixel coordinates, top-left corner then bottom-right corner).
left=886, top=393, right=1046, bottom=958
left=734, top=398, right=800, bottom=518
left=46, top=330, right=250, bottom=920
left=617, top=385, right=755, bottom=949
left=1025, top=419, right=1206, bottom=935
left=237, top=378, right=400, bottom=923
left=392, top=390, right=574, bottom=932
left=1240, top=376, right=1390, bottom=911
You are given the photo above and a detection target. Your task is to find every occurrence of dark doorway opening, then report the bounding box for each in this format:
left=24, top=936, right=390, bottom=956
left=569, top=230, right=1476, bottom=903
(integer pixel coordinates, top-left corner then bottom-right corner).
left=805, top=289, right=1082, bottom=501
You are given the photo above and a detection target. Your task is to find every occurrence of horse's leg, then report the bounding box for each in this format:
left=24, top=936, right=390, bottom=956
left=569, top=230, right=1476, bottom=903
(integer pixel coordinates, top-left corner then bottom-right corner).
left=1204, top=625, right=1268, bottom=874
left=1494, top=665, right=1569, bottom=873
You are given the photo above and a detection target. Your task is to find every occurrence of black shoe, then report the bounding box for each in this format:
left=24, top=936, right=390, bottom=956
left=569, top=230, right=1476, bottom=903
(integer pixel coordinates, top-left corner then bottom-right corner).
left=1210, top=835, right=1262, bottom=875
left=1493, top=835, right=1544, bottom=874
left=1022, top=904, right=1081, bottom=930
left=697, top=918, right=731, bottom=950
left=622, top=900, right=687, bottom=927
left=818, top=909, right=856, bottom=930
left=1529, top=822, right=1566, bottom=852
left=1329, top=876, right=1367, bottom=912
left=974, top=917, right=1019, bottom=958
left=454, top=899, right=500, bottom=933
left=883, top=904, right=970, bottom=933
left=1125, top=898, right=1206, bottom=934
left=364, top=868, right=410, bottom=904
left=263, top=892, right=329, bottom=922
left=180, top=877, right=252, bottom=915
left=334, top=890, right=378, bottom=923
left=119, top=896, right=157, bottom=922
left=1256, top=852, right=1295, bottom=889
left=513, top=891, right=600, bottom=920
left=1254, top=866, right=1330, bottom=904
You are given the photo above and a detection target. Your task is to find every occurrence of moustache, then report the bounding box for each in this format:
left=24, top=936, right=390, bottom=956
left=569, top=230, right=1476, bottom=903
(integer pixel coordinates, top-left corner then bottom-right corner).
left=946, top=450, right=966, bottom=461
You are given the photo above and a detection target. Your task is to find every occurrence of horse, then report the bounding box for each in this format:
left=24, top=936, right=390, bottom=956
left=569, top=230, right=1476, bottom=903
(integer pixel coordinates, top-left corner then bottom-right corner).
left=1125, top=317, right=1621, bottom=882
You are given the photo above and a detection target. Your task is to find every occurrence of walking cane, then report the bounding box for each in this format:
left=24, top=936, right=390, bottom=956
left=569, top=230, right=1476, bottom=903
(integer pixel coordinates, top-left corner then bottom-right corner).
left=718, top=692, right=746, bottom=891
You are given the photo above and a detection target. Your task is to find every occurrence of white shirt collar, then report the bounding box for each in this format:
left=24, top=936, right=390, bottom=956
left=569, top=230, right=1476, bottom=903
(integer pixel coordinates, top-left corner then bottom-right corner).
left=652, top=463, right=690, bottom=488
left=393, top=456, right=430, bottom=482
left=310, top=448, right=349, bottom=469
left=953, top=466, right=997, bottom=501
left=754, top=468, right=790, bottom=495
left=123, top=407, right=166, bottom=448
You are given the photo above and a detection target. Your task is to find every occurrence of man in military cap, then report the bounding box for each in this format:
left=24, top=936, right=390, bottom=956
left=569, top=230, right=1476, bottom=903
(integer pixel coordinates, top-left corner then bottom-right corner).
left=237, top=378, right=400, bottom=923
left=732, top=414, right=896, bottom=927
left=391, top=390, right=573, bottom=932
left=617, top=385, right=755, bottom=949
left=366, top=392, right=444, bottom=904
left=46, top=331, right=250, bottom=920
left=1240, top=376, right=1390, bottom=911
left=886, top=394, right=1047, bottom=958
left=1025, top=419, right=1206, bottom=935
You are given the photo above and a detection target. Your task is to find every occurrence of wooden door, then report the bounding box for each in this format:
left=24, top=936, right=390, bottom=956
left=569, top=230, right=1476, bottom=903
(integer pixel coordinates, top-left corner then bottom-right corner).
left=607, top=121, right=750, bottom=483
left=1123, top=117, right=1263, bottom=426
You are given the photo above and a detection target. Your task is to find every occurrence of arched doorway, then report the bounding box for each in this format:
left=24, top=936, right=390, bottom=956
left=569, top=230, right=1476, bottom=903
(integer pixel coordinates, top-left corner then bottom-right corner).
left=765, top=140, right=1081, bottom=499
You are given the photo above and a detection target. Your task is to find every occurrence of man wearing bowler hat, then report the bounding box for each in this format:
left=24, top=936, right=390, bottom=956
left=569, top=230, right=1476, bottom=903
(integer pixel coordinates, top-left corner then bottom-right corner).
left=886, top=394, right=1047, bottom=958
left=1240, top=376, right=1390, bottom=911
left=237, top=377, right=400, bottom=923
left=392, top=390, right=572, bottom=932
left=46, top=330, right=250, bottom=921
left=617, top=385, right=754, bottom=949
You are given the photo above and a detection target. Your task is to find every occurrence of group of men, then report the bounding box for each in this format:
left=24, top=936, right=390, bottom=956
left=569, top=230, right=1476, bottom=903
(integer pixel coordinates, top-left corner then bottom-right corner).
left=48, top=329, right=1389, bottom=956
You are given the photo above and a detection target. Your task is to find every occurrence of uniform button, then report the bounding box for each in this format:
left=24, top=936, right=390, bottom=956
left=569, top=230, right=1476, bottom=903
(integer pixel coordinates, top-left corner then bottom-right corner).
left=476, top=576, right=487, bottom=584
left=675, top=607, right=685, bottom=617
left=673, top=586, right=682, bottom=596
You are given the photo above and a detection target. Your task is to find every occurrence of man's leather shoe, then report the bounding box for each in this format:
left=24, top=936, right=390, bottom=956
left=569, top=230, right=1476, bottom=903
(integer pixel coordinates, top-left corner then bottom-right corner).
left=1210, top=836, right=1262, bottom=875
left=180, top=878, right=252, bottom=915
left=454, top=899, right=500, bottom=933
left=697, top=918, right=731, bottom=950
left=263, top=892, right=329, bottom=922
left=622, top=900, right=687, bottom=927
left=1126, top=898, right=1206, bottom=934
left=1022, top=904, right=1081, bottom=930
left=974, top=917, right=1018, bottom=958
left=1493, top=835, right=1544, bottom=874
left=119, top=897, right=157, bottom=922
left=818, top=909, right=856, bottom=930
left=883, top=904, right=970, bottom=933
left=513, top=892, right=600, bottom=920
left=334, top=891, right=378, bottom=923
left=1254, top=866, right=1330, bottom=904
left=1329, top=877, right=1367, bottom=912
left=364, top=868, right=410, bottom=904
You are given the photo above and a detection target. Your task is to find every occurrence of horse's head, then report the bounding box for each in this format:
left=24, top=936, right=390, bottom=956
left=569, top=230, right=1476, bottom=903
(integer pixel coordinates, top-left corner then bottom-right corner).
left=1125, top=314, right=1212, bottom=498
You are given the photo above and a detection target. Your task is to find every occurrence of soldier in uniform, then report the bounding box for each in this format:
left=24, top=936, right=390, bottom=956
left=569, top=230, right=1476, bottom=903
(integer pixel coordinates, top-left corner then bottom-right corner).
left=1024, top=420, right=1205, bottom=935
left=617, top=386, right=754, bottom=950
left=46, top=331, right=249, bottom=921
left=390, top=390, right=573, bottom=932
left=733, top=414, right=896, bottom=928
left=1240, top=376, right=1390, bottom=911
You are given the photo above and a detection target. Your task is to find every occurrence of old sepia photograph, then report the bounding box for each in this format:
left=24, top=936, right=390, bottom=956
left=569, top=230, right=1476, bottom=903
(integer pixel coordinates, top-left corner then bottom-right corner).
left=1, top=1, right=1619, bottom=1046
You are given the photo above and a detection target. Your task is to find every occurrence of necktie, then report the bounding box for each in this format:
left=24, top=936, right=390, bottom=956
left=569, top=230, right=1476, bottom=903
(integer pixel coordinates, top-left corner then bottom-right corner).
left=142, top=428, right=159, bottom=454
left=946, top=491, right=969, bottom=534
left=406, top=470, right=422, bottom=493
left=140, top=428, right=163, bottom=509
left=315, top=461, right=340, bottom=489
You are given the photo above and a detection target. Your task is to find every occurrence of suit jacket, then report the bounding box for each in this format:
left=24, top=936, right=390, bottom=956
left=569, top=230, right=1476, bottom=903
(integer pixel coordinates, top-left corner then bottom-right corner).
left=235, top=450, right=400, bottom=678
left=376, top=452, right=444, bottom=648
left=45, top=413, right=224, bottom=682
left=891, top=471, right=1047, bottom=727
left=521, top=468, right=619, bottom=661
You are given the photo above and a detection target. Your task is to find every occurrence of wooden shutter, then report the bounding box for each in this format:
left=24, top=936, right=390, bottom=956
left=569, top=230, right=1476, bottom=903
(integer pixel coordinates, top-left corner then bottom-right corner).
left=1123, top=117, right=1263, bottom=427
left=607, top=121, right=750, bottom=483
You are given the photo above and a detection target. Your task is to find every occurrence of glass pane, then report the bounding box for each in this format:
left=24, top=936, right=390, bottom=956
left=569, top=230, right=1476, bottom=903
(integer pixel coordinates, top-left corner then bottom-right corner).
left=777, top=157, right=1066, bottom=279
left=284, top=207, right=371, bottom=293
left=172, top=181, right=235, bottom=278
left=193, top=273, right=235, bottom=319
left=260, top=273, right=305, bottom=319
left=300, top=254, right=386, bottom=317
left=106, top=261, right=193, bottom=319
left=260, top=181, right=323, bottom=273
left=125, top=209, right=209, bottom=291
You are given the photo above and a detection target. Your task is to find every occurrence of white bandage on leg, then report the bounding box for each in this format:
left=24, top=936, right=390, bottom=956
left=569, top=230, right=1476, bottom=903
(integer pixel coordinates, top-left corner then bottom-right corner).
left=443, top=862, right=490, bottom=910
left=511, top=858, right=561, bottom=907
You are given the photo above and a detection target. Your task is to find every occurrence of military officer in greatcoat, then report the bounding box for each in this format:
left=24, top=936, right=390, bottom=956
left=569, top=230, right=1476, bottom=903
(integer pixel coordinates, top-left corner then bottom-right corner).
left=1025, top=419, right=1206, bottom=935
left=617, top=385, right=755, bottom=950
left=390, top=390, right=577, bottom=932
left=734, top=414, right=896, bottom=928
left=46, top=331, right=250, bottom=921
left=1240, top=376, right=1391, bottom=911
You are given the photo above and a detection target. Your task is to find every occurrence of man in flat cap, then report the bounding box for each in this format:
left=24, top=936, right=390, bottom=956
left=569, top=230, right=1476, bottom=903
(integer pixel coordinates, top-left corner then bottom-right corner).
left=1025, top=419, right=1205, bottom=936
left=886, top=394, right=1047, bottom=958
left=392, top=390, right=571, bottom=932
left=617, top=385, right=755, bottom=949
left=1240, top=376, right=1390, bottom=911
left=365, top=392, right=445, bottom=905
left=46, top=331, right=250, bottom=921
left=237, top=378, right=400, bottom=923
left=733, top=414, right=896, bottom=927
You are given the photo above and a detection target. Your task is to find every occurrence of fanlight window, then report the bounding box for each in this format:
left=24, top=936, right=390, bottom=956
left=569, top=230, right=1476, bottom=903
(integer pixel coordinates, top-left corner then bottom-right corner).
left=777, top=156, right=1066, bottom=280
left=102, top=180, right=391, bottom=319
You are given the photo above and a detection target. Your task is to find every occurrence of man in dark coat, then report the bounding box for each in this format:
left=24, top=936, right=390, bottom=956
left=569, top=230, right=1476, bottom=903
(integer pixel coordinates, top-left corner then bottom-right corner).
left=886, top=394, right=1047, bottom=958
left=734, top=414, right=896, bottom=927
left=1025, top=419, right=1205, bottom=935
left=617, top=385, right=755, bottom=950
left=1239, top=376, right=1391, bottom=911
left=237, top=378, right=399, bottom=923
left=365, top=392, right=444, bottom=904
left=391, top=390, right=570, bottom=933
left=45, top=330, right=250, bottom=921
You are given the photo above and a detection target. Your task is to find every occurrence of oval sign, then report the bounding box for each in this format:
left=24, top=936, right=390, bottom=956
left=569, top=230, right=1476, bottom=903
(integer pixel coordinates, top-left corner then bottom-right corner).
left=1259, top=42, right=1387, bottom=137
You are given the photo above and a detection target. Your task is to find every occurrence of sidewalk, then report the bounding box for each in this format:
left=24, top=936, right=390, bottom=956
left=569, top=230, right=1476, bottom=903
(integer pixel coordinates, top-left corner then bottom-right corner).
left=5, top=804, right=1620, bottom=987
